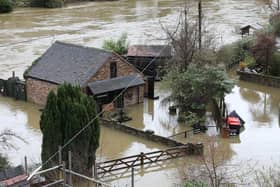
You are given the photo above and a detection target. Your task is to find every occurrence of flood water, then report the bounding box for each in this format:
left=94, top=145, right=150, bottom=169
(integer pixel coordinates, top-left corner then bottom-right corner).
left=0, top=0, right=280, bottom=186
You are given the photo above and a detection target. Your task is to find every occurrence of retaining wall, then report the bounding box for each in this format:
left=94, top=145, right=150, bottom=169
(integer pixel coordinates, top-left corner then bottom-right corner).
left=237, top=71, right=280, bottom=88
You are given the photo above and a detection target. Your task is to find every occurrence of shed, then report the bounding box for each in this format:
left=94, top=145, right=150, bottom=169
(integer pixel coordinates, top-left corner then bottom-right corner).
left=126, top=45, right=172, bottom=99
left=126, top=45, right=172, bottom=77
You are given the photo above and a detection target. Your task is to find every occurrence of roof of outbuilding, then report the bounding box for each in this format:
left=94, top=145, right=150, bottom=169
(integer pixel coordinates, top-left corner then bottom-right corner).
left=26, top=41, right=113, bottom=86
left=127, top=45, right=172, bottom=57
left=87, top=74, right=144, bottom=95
left=0, top=166, right=24, bottom=182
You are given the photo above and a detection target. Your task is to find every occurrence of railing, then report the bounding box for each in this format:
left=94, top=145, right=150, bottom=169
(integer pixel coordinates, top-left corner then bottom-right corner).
left=168, top=128, right=201, bottom=139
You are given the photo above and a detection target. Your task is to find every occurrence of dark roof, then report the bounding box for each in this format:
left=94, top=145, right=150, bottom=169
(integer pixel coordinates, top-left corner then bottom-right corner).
left=127, top=45, right=172, bottom=57
left=0, top=166, right=24, bottom=181
left=27, top=41, right=113, bottom=86
left=88, top=74, right=144, bottom=95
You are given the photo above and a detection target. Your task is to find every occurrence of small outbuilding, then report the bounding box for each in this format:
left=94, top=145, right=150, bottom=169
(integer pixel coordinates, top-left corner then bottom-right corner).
left=25, top=41, right=145, bottom=110
left=126, top=45, right=172, bottom=99
left=126, top=45, right=172, bottom=78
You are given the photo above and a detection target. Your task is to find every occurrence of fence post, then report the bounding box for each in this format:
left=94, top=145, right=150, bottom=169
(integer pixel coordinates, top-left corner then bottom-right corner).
left=184, top=131, right=187, bottom=138
left=131, top=167, right=134, bottom=187
left=140, top=152, right=144, bottom=166
left=24, top=156, right=28, bottom=175
left=62, top=161, right=66, bottom=187
left=58, top=146, right=62, bottom=180
left=68, top=151, right=72, bottom=187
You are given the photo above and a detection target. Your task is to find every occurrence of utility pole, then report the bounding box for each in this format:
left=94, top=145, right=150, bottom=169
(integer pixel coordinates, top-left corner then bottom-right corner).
left=198, top=0, right=202, bottom=51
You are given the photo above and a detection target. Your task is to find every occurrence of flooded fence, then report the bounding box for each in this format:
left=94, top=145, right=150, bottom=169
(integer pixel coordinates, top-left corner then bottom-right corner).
left=168, top=128, right=202, bottom=139
left=97, top=144, right=203, bottom=178
left=101, top=119, right=183, bottom=147
left=0, top=72, right=26, bottom=101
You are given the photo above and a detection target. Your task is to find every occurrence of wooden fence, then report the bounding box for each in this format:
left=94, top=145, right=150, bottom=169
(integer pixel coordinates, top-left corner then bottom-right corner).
left=97, top=144, right=203, bottom=178
left=168, top=128, right=201, bottom=139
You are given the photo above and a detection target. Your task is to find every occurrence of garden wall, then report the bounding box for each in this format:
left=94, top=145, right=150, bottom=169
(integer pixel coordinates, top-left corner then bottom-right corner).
left=101, top=119, right=203, bottom=151
left=237, top=71, right=280, bottom=88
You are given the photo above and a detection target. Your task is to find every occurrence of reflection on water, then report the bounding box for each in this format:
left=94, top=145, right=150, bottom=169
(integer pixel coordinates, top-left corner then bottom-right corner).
left=0, top=96, right=41, bottom=165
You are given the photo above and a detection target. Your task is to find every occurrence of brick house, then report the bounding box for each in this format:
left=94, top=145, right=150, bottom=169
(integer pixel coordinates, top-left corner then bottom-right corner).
left=25, top=41, right=145, bottom=110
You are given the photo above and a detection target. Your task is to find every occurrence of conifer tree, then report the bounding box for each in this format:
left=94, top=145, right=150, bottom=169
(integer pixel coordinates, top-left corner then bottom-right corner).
left=40, top=84, right=100, bottom=174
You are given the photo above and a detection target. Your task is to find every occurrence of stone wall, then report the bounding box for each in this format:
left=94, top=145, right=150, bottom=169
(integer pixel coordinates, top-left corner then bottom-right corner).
left=238, top=71, right=280, bottom=88
left=102, top=119, right=184, bottom=147
left=26, top=78, right=58, bottom=105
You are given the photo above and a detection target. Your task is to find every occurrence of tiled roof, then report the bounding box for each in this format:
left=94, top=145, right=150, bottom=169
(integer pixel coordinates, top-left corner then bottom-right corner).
left=87, top=74, right=144, bottom=95
left=26, top=41, right=113, bottom=86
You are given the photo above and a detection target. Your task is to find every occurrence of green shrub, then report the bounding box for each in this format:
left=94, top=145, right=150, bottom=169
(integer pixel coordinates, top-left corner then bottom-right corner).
left=270, top=13, right=280, bottom=36
left=217, top=37, right=254, bottom=69
left=45, top=0, right=63, bottom=8
left=0, top=154, right=9, bottom=170
left=30, top=0, right=63, bottom=8
left=0, top=0, right=13, bottom=13
left=243, top=53, right=256, bottom=69
left=269, top=52, right=280, bottom=76
left=103, top=33, right=129, bottom=55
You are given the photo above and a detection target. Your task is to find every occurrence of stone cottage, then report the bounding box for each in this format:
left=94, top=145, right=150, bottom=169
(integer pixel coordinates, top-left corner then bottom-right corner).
left=25, top=41, right=145, bottom=110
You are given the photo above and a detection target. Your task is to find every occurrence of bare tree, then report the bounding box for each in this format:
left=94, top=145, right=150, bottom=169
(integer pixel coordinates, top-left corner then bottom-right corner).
left=161, top=0, right=217, bottom=73
left=179, top=137, right=250, bottom=187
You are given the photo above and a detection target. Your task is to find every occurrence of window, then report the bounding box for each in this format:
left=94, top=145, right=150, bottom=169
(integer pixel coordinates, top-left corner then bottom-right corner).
left=110, top=62, right=117, bottom=78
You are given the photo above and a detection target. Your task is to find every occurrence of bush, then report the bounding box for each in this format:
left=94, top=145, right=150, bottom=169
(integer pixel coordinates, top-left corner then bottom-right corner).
left=0, top=0, right=13, bottom=13
left=0, top=154, right=9, bottom=170
left=270, top=13, right=280, bottom=36
left=243, top=53, right=256, bottom=69
left=45, top=0, right=63, bottom=8
left=30, top=0, right=63, bottom=8
left=269, top=52, right=280, bottom=76
left=103, top=33, right=129, bottom=55
left=217, top=37, right=254, bottom=68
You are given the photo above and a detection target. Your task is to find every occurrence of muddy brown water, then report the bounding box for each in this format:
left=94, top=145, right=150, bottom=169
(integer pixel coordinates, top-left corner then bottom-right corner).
left=0, top=0, right=280, bottom=186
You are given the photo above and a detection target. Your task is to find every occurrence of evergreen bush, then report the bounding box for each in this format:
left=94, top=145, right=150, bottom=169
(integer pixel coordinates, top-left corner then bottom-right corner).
left=270, top=13, right=280, bottom=36
left=269, top=52, right=280, bottom=76
left=103, top=33, right=129, bottom=55
left=0, top=0, right=13, bottom=13
left=45, top=0, right=63, bottom=8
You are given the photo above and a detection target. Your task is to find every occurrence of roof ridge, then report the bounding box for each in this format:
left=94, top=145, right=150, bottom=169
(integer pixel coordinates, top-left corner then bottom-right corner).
left=55, top=41, right=113, bottom=54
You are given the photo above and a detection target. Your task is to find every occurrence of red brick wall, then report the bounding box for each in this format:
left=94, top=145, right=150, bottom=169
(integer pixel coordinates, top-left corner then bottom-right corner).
left=88, top=54, right=141, bottom=82
left=26, top=78, right=58, bottom=106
